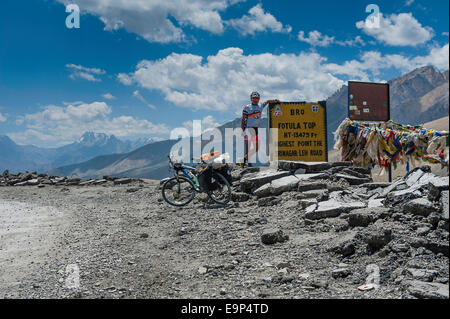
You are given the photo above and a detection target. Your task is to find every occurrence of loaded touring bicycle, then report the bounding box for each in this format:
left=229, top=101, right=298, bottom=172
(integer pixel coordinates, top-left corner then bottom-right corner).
left=161, top=152, right=232, bottom=207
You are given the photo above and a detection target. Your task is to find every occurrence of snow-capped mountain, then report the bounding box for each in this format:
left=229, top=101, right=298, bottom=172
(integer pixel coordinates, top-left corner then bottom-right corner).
left=76, top=132, right=155, bottom=149
left=0, top=132, right=157, bottom=173
left=77, top=132, right=114, bottom=147
left=128, top=137, right=156, bottom=150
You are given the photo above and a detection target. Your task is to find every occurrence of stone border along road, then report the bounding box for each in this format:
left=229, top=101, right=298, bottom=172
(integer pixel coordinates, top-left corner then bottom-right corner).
left=0, top=163, right=448, bottom=299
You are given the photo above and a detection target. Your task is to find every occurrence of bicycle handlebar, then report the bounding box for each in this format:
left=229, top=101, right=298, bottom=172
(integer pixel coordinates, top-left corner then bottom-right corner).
left=168, top=155, right=175, bottom=169
left=169, top=155, right=211, bottom=172
left=169, top=155, right=206, bottom=164
left=192, top=157, right=207, bottom=164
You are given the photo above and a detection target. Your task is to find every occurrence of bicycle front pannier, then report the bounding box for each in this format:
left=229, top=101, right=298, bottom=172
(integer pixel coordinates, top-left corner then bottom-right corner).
left=215, top=164, right=233, bottom=185
left=197, top=166, right=214, bottom=192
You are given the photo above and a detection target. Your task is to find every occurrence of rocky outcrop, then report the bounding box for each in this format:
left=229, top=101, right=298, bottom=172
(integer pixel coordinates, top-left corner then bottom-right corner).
left=230, top=163, right=448, bottom=298
left=240, top=170, right=290, bottom=193
left=406, top=281, right=449, bottom=299
left=261, top=228, right=289, bottom=245
left=305, top=200, right=366, bottom=220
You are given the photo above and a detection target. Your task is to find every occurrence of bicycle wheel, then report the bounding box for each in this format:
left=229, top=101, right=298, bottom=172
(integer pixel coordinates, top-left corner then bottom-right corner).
left=162, top=176, right=196, bottom=207
left=207, top=172, right=231, bottom=206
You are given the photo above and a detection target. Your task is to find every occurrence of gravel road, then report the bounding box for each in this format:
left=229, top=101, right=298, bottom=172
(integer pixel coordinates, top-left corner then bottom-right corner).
left=0, top=178, right=448, bottom=299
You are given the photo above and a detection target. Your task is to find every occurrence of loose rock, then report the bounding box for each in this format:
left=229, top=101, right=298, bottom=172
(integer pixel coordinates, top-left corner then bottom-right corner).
left=406, top=281, right=449, bottom=299
left=261, top=229, right=289, bottom=245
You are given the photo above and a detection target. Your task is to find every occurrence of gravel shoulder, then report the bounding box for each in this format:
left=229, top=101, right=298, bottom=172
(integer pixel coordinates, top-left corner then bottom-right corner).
left=0, top=200, right=71, bottom=294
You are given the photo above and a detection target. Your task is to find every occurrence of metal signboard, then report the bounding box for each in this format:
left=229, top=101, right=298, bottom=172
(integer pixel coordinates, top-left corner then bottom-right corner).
left=348, top=81, right=390, bottom=122
left=268, top=101, right=328, bottom=162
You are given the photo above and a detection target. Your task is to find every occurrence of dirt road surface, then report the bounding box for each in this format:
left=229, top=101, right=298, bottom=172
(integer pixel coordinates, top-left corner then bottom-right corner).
left=0, top=179, right=448, bottom=299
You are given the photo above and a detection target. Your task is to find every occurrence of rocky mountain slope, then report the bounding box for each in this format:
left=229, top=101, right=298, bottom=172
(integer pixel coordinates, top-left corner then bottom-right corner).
left=1, top=162, right=448, bottom=299
left=0, top=135, right=56, bottom=173
left=47, top=138, right=178, bottom=180
left=0, top=132, right=157, bottom=173
left=326, top=66, right=449, bottom=147
left=390, top=67, right=449, bottom=125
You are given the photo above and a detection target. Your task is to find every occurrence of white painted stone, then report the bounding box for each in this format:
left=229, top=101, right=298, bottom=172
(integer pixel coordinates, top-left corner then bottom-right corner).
left=405, top=169, right=425, bottom=187
left=368, top=198, right=384, bottom=208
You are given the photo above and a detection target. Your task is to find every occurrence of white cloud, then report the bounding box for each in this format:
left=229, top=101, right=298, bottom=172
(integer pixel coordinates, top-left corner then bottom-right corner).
left=118, top=44, right=449, bottom=112
left=63, top=101, right=84, bottom=106
left=298, top=31, right=365, bottom=47
left=0, top=113, right=6, bottom=122
left=16, top=116, right=24, bottom=126
left=298, top=30, right=335, bottom=47
left=133, top=90, right=157, bottom=110
left=356, top=12, right=434, bottom=46
left=57, top=0, right=246, bottom=43
left=405, top=0, right=414, bottom=6
left=324, top=43, right=449, bottom=80
left=325, top=51, right=395, bottom=81
left=117, top=73, right=133, bottom=85
left=118, top=48, right=345, bottom=112
left=66, top=64, right=106, bottom=82
left=66, top=64, right=105, bottom=75
left=70, top=72, right=101, bottom=82
left=9, top=102, right=169, bottom=147
left=228, top=4, right=291, bottom=36
left=20, top=102, right=111, bottom=125
left=336, top=36, right=366, bottom=47
left=183, top=115, right=221, bottom=136
left=412, top=43, right=450, bottom=71
left=443, top=32, right=449, bottom=37
left=102, top=93, right=116, bottom=100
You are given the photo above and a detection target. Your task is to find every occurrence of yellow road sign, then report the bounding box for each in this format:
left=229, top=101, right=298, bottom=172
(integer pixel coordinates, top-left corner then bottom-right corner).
left=268, top=101, right=328, bottom=162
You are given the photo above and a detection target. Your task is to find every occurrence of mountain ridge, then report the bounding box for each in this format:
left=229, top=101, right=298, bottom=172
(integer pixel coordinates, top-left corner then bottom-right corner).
left=0, top=131, right=158, bottom=173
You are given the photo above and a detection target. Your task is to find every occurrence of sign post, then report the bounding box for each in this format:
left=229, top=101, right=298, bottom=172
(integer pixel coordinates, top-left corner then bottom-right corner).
left=348, top=81, right=391, bottom=181
left=267, top=101, right=328, bottom=163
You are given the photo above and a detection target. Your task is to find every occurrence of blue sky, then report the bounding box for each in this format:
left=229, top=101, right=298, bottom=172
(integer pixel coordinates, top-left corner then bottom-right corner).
left=0, top=0, right=448, bottom=147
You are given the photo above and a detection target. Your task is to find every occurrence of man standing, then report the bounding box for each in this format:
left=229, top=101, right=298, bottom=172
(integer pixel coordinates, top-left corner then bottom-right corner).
left=241, top=91, right=277, bottom=166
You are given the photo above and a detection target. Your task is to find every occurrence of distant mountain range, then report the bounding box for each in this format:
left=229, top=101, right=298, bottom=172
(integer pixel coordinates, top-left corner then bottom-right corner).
left=0, top=132, right=157, bottom=173
left=2, top=65, right=448, bottom=179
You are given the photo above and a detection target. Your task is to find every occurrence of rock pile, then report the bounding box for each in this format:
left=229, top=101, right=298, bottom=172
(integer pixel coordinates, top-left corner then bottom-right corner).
left=232, top=163, right=448, bottom=225
left=229, top=161, right=449, bottom=299
left=0, top=170, right=142, bottom=187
